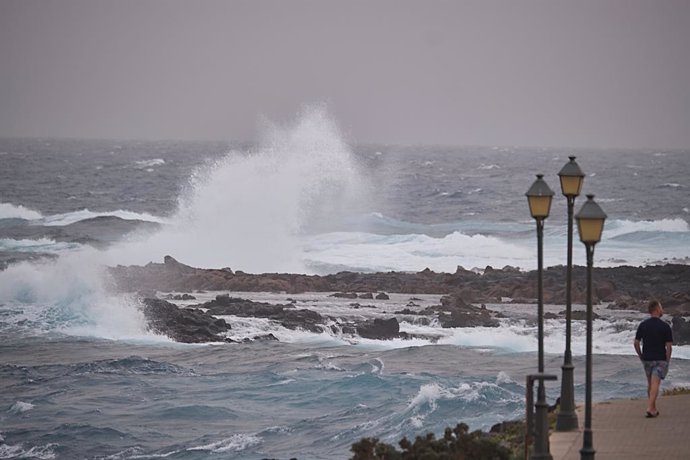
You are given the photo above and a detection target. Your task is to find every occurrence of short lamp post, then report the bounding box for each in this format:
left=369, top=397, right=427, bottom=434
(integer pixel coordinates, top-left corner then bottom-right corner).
left=556, top=156, right=585, bottom=431
left=526, top=174, right=555, bottom=460
left=576, top=195, right=607, bottom=460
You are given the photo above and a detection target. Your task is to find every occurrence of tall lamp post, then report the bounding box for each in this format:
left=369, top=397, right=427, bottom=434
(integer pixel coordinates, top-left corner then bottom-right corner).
left=556, top=156, right=585, bottom=431
left=576, top=195, right=607, bottom=460
left=526, top=174, right=555, bottom=460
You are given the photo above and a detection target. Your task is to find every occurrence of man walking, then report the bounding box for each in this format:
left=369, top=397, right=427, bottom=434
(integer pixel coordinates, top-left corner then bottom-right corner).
left=634, top=299, right=673, bottom=418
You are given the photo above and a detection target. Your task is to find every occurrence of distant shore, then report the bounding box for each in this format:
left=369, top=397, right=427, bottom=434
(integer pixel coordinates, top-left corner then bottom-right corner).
left=110, top=255, right=690, bottom=309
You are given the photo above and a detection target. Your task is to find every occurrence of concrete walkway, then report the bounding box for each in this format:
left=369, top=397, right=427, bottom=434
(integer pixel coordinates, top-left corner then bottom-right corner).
left=549, top=393, right=690, bottom=459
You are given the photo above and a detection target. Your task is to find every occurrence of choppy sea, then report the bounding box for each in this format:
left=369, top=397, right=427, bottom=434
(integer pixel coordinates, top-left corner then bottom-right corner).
left=1, top=110, right=690, bottom=459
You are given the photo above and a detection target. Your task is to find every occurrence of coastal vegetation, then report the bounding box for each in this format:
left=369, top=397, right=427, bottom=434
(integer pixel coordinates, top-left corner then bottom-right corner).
left=350, top=405, right=566, bottom=459
left=350, top=423, right=516, bottom=460
left=663, top=386, right=690, bottom=396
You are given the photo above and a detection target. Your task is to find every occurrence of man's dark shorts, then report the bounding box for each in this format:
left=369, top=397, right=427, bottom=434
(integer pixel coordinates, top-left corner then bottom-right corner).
left=643, top=360, right=669, bottom=380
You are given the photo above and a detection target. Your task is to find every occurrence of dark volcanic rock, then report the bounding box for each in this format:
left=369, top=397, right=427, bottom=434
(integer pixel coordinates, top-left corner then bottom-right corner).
left=425, top=294, right=500, bottom=328
left=140, top=298, right=230, bottom=343
left=278, top=308, right=325, bottom=333
left=201, top=295, right=326, bottom=333
left=671, top=316, right=690, bottom=346
left=108, top=258, right=690, bottom=314
left=394, top=308, right=420, bottom=315
left=356, top=317, right=400, bottom=339
left=330, top=292, right=359, bottom=299
left=595, top=280, right=616, bottom=302
left=662, top=291, right=690, bottom=316
left=226, top=333, right=279, bottom=344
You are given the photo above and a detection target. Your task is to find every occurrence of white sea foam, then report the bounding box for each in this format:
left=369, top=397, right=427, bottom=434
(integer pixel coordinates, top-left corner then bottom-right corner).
left=399, top=313, right=690, bottom=359
left=496, top=371, right=514, bottom=385
left=372, top=357, right=385, bottom=374
left=0, top=443, right=26, bottom=458
left=135, top=158, right=165, bottom=169
left=0, top=443, right=57, bottom=460
left=38, top=280, right=678, bottom=358
left=8, top=401, right=34, bottom=414
left=0, top=202, right=43, bottom=220
left=187, top=434, right=262, bottom=453
left=292, top=216, right=688, bottom=272
left=408, top=382, right=446, bottom=411
left=41, top=209, right=168, bottom=226
left=604, top=218, right=689, bottom=238
left=218, top=301, right=690, bottom=359
left=407, top=379, right=518, bottom=420
left=303, top=230, right=533, bottom=273
left=105, top=447, right=182, bottom=459
left=0, top=238, right=81, bottom=253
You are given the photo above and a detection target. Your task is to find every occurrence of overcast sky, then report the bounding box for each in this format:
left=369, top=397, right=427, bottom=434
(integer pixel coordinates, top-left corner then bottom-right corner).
left=1, top=0, right=688, bottom=149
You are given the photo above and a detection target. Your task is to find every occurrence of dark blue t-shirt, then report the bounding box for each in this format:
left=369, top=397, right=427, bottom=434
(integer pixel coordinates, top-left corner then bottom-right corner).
left=635, top=317, right=673, bottom=361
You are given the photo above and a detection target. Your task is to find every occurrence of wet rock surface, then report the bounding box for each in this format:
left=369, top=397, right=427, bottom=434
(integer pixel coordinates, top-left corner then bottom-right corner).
left=201, top=294, right=326, bottom=334
left=423, top=294, right=500, bottom=328
left=140, top=298, right=230, bottom=343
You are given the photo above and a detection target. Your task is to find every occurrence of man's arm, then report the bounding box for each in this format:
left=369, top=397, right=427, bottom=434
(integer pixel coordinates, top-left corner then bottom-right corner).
left=666, top=341, right=672, bottom=362
left=634, top=339, right=643, bottom=359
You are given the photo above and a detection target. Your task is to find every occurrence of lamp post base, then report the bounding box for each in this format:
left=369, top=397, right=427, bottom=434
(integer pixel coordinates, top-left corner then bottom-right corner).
left=556, top=362, right=578, bottom=431
left=580, top=448, right=595, bottom=460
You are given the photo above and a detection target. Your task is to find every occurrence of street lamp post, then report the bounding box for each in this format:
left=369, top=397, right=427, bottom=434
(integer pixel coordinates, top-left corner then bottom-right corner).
left=526, top=174, right=555, bottom=460
left=556, top=156, right=585, bottom=432
left=576, top=195, right=607, bottom=460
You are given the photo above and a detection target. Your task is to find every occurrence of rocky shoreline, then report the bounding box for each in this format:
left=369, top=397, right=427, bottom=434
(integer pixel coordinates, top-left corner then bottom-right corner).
left=111, top=256, right=690, bottom=344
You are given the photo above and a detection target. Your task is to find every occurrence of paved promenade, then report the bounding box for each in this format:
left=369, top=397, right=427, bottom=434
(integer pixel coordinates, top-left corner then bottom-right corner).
left=549, top=393, right=690, bottom=459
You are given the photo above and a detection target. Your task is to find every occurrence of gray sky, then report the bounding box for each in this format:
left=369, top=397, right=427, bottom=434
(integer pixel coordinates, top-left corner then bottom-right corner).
left=1, top=0, right=689, bottom=149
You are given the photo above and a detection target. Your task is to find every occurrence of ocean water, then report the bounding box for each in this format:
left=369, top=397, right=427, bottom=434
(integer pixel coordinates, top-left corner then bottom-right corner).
left=1, top=109, right=690, bottom=459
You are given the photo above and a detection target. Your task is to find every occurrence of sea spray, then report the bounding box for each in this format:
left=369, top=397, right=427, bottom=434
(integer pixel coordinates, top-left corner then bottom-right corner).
left=0, top=202, right=43, bottom=220
left=0, top=250, right=153, bottom=340
left=105, top=106, right=369, bottom=272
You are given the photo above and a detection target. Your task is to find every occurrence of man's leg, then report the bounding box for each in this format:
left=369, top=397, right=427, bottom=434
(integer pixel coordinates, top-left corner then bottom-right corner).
left=647, top=374, right=661, bottom=414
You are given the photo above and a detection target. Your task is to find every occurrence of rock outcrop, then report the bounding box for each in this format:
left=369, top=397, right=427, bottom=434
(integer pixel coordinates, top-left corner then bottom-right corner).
left=140, top=298, right=230, bottom=343
left=201, top=295, right=326, bottom=333
left=423, top=293, right=500, bottom=328
left=671, top=316, right=690, bottom=346
left=114, top=258, right=690, bottom=344
left=110, top=257, right=690, bottom=316
left=357, top=317, right=401, bottom=339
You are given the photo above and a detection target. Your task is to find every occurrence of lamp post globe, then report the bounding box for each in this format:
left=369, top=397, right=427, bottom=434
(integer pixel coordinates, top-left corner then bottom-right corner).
left=576, top=194, right=606, bottom=460
left=558, top=156, right=585, bottom=197
left=556, top=156, right=584, bottom=432
left=576, top=195, right=607, bottom=244
left=526, top=174, right=554, bottom=460
left=526, top=174, right=554, bottom=220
